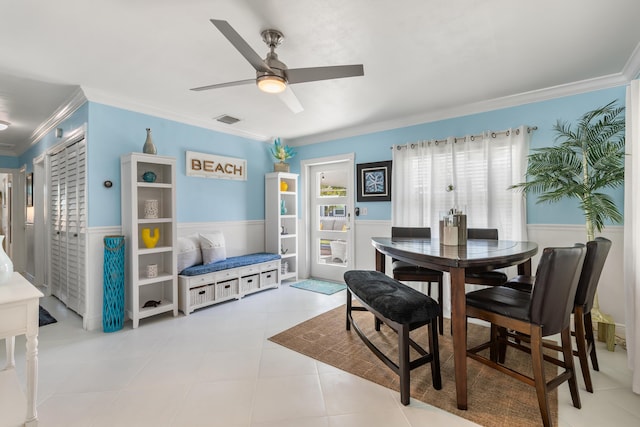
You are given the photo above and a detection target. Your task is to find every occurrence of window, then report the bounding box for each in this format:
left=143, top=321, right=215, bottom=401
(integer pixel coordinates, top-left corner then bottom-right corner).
left=392, top=126, right=532, bottom=241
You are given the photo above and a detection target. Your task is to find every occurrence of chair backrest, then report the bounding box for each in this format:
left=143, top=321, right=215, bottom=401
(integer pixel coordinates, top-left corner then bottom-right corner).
left=392, top=227, right=431, bottom=239
left=467, top=228, right=498, bottom=240
left=529, top=244, right=586, bottom=336
left=575, top=237, right=612, bottom=312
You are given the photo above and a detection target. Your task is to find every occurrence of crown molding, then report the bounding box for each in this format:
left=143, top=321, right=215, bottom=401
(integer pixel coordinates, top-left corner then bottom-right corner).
left=16, top=87, right=88, bottom=156
left=622, top=41, right=640, bottom=80
left=289, top=72, right=633, bottom=147
left=81, top=87, right=270, bottom=142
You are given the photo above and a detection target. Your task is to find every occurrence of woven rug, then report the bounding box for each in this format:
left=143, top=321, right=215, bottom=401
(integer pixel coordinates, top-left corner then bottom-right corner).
left=269, top=305, right=558, bottom=427
left=39, top=306, right=57, bottom=327
left=290, top=279, right=346, bottom=295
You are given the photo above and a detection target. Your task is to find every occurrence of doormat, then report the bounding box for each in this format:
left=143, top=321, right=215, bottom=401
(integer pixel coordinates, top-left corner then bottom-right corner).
left=39, top=306, right=57, bottom=327
left=290, top=279, right=346, bottom=295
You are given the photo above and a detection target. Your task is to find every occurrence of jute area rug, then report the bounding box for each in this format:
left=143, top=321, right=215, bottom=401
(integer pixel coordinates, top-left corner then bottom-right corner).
left=269, top=305, right=557, bottom=427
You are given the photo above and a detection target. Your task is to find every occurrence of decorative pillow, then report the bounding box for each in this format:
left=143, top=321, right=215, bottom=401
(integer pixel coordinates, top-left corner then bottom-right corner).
left=199, top=231, right=227, bottom=264
left=177, top=234, right=202, bottom=273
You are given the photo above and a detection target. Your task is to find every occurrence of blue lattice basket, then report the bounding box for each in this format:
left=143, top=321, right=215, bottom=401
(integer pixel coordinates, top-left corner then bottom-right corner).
left=103, top=235, right=125, bottom=332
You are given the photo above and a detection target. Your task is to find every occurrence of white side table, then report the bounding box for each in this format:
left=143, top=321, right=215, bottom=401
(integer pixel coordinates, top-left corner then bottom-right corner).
left=0, top=273, right=43, bottom=426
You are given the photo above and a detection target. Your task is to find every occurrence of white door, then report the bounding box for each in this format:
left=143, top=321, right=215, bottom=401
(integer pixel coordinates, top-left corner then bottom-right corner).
left=308, top=160, right=354, bottom=282
left=48, top=138, right=87, bottom=316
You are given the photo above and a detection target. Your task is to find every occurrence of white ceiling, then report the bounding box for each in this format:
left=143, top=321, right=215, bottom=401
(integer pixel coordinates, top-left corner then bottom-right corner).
left=1, top=0, right=640, bottom=157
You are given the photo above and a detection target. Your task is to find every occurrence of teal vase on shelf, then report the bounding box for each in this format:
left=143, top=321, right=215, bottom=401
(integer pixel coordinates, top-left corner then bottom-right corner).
left=280, top=199, right=287, bottom=215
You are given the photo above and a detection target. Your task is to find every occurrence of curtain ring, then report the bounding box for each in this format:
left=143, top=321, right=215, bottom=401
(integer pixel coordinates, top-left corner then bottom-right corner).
left=506, top=130, right=510, bottom=136
left=491, top=132, right=497, bottom=138
left=516, top=128, right=520, bottom=135
left=470, top=135, right=475, bottom=141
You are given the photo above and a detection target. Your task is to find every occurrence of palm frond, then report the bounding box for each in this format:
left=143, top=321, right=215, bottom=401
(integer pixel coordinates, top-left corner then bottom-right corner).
left=512, top=100, right=625, bottom=234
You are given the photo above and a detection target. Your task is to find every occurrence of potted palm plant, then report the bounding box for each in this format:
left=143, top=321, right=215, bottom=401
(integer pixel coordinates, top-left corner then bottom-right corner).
left=510, top=100, right=625, bottom=350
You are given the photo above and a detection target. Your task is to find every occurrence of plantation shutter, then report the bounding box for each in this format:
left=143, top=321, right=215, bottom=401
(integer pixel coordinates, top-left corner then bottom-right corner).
left=48, top=139, right=87, bottom=316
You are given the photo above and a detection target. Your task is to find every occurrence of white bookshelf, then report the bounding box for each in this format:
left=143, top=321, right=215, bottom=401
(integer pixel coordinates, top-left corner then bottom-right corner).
left=121, top=153, right=178, bottom=328
left=265, top=172, right=298, bottom=282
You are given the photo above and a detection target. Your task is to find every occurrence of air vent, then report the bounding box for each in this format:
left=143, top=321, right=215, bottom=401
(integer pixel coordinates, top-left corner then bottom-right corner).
left=215, top=115, right=240, bottom=125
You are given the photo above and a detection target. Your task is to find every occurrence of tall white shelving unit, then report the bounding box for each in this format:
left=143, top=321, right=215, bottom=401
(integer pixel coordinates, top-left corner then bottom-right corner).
left=265, top=172, right=298, bottom=282
left=121, top=153, right=178, bottom=328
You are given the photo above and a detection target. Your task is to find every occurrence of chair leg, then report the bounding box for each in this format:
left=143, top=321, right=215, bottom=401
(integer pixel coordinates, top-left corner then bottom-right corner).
left=437, top=277, right=444, bottom=335
left=530, top=326, right=553, bottom=427
left=573, top=306, right=594, bottom=392
left=398, top=324, right=411, bottom=405
left=429, top=319, right=442, bottom=389
left=583, top=311, right=599, bottom=371
left=562, top=327, right=582, bottom=409
left=346, top=289, right=352, bottom=331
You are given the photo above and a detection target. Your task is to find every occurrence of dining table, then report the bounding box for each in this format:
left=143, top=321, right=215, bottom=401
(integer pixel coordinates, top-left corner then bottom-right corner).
left=371, top=236, right=538, bottom=410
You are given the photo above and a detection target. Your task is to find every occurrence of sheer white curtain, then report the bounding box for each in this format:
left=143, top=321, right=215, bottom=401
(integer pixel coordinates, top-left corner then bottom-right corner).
left=392, top=126, right=531, bottom=315
left=392, top=125, right=530, bottom=240
left=624, top=80, right=640, bottom=394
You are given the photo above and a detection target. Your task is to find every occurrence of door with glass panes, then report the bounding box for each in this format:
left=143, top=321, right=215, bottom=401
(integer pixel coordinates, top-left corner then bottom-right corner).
left=309, top=162, right=353, bottom=282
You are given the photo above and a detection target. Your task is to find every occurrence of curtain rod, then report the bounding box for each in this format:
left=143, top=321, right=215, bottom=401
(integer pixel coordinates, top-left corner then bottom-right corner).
left=390, top=126, right=538, bottom=150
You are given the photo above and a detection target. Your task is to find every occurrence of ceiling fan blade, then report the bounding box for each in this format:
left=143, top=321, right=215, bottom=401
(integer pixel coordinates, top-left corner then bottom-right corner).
left=286, top=64, right=364, bottom=84
left=278, top=86, right=304, bottom=114
left=190, top=78, right=255, bottom=91
left=209, top=19, right=271, bottom=73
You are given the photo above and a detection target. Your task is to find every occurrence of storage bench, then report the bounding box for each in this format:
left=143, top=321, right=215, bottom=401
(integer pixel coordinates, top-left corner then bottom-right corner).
left=178, top=252, right=281, bottom=315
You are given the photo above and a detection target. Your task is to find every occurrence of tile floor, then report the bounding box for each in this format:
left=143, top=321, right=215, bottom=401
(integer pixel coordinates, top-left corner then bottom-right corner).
left=3, top=282, right=640, bottom=427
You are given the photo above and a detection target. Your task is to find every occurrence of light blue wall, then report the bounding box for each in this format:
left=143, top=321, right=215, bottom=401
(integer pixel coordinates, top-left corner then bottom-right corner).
left=0, top=156, right=20, bottom=169
left=87, top=103, right=273, bottom=227
left=18, top=102, right=274, bottom=228
left=292, top=85, right=627, bottom=225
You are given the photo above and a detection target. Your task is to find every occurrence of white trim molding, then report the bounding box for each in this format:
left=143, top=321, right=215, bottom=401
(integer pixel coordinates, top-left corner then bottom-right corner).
left=18, top=87, right=87, bottom=156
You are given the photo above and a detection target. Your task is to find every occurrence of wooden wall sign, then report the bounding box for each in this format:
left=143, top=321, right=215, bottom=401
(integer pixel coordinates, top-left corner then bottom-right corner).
left=186, top=150, right=247, bottom=181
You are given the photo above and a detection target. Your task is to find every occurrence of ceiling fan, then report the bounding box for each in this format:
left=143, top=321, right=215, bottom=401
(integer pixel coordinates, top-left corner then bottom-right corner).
left=190, top=19, right=365, bottom=113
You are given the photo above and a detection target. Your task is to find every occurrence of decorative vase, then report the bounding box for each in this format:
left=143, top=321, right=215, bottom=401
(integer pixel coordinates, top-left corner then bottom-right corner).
left=146, top=264, right=158, bottom=278
left=280, top=180, right=288, bottom=192
left=103, top=235, right=125, bottom=332
left=274, top=162, right=290, bottom=172
left=0, top=235, right=13, bottom=285
left=144, top=200, right=159, bottom=219
left=280, top=199, right=287, bottom=215
left=142, top=171, right=157, bottom=183
left=142, top=128, right=157, bottom=155
left=141, top=227, right=160, bottom=248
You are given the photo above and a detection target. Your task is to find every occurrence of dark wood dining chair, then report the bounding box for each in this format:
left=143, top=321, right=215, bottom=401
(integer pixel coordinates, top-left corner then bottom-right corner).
left=465, top=228, right=508, bottom=287
left=465, top=244, right=586, bottom=427
left=391, top=227, right=444, bottom=334
left=503, top=237, right=612, bottom=393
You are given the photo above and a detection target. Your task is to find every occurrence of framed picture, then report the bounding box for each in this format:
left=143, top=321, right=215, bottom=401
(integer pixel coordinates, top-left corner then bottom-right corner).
left=26, top=172, right=33, bottom=207
left=357, top=161, right=392, bottom=202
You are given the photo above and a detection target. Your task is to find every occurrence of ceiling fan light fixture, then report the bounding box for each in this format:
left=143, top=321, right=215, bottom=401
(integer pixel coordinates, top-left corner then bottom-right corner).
left=257, top=75, right=287, bottom=94
left=0, top=120, right=10, bottom=131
